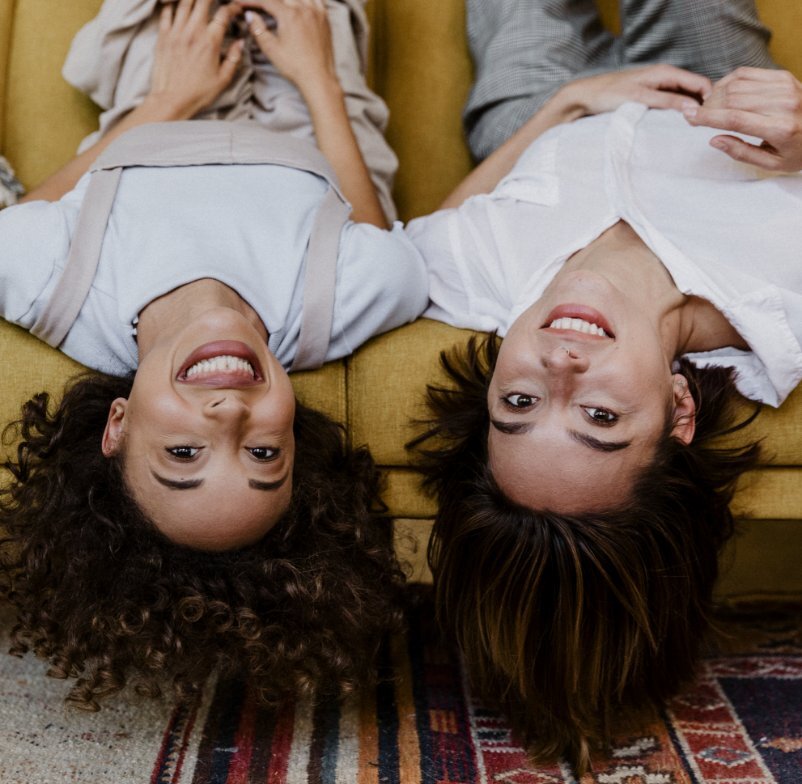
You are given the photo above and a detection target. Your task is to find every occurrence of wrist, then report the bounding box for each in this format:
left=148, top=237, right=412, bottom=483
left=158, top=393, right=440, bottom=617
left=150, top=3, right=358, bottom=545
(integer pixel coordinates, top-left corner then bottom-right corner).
left=548, top=83, right=591, bottom=122
left=297, top=74, right=344, bottom=110
left=139, top=92, right=198, bottom=123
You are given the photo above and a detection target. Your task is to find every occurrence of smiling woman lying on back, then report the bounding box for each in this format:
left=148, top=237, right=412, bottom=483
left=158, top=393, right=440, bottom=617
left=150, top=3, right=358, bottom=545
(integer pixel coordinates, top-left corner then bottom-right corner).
left=406, top=0, right=802, bottom=772
left=0, top=0, right=425, bottom=710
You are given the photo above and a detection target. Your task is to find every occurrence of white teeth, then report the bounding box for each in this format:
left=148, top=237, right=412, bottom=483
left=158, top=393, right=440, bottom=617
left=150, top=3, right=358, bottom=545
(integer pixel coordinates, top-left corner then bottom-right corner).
left=549, top=317, right=608, bottom=337
left=185, top=355, right=255, bottom=379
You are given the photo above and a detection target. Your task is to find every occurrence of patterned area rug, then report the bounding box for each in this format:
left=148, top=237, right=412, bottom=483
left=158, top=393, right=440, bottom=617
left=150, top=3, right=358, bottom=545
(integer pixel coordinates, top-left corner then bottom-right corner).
left=1, top=599, right=800, bottom=784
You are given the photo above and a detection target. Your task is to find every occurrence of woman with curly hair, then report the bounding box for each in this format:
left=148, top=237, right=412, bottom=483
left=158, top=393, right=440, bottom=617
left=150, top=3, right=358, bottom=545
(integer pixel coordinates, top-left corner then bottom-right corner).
left=0, top=0, right=424, bottom=707
left=406, top=0, right=802, bottom=773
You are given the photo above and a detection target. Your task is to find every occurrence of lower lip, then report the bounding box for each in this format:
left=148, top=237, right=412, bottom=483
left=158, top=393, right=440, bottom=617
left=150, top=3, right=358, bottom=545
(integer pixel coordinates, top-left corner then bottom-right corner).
left=177, top=340, right=265, bottom=382
left=542, top=304, right=615, bottom=338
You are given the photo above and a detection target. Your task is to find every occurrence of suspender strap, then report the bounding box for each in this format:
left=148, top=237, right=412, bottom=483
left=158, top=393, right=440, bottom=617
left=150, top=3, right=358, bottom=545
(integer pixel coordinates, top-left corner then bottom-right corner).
left=291, top=189, right=351, bottom=371
left=30, top=167, right=123, bottom=347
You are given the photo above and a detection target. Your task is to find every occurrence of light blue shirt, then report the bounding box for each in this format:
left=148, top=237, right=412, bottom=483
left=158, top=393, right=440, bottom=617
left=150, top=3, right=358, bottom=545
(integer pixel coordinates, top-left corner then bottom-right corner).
left=0, top=162, right=427, bottom=375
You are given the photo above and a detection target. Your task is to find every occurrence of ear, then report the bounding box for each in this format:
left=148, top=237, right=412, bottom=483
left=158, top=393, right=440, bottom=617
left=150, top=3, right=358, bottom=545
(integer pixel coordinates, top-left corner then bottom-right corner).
left=101, top=397, right=129, bottom=457
left=670, top=374, right=696, bottom=445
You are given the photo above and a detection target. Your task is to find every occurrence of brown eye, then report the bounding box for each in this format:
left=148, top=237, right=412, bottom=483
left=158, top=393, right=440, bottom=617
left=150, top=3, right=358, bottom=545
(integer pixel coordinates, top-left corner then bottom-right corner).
left=503, top=393, right=536, bottom=409
left=246, top=447, right=279, bottom=461
left=167, top=446, right=200, bottom=460
left=583, top=407, right=618, bottom=425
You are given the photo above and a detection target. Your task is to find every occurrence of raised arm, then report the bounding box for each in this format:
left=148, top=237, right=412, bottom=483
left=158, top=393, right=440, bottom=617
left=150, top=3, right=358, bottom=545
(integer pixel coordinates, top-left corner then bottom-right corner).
left=441, top=64, right=712, bottom=209
left=682, top=67, right=802, bottom=172
left=243, top=0, right=387, bottom=228
left=22, top=0, right=245, bottom=203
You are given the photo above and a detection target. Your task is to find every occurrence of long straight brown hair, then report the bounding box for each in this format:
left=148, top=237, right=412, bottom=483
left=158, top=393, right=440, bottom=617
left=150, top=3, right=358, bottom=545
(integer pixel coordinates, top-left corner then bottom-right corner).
left=411, top=335, right=762, bottom=773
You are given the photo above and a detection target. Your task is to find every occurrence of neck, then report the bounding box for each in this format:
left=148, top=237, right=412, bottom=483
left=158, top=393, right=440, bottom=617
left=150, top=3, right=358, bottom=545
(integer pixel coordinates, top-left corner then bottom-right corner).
left=135, top=279, right=268, bottom=359
left=562, top=221, right=747, bottom=356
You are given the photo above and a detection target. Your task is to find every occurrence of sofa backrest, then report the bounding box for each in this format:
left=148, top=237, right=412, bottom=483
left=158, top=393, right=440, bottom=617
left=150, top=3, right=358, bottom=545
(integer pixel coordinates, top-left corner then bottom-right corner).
left=1, top=0, right=800, bottom=219
left=365, top=0, right=802, bottom=219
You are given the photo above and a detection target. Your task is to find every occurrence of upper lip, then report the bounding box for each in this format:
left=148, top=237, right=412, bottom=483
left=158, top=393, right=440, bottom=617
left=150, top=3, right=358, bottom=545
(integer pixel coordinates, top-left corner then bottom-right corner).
left=176, top=340, right=265, bottom=387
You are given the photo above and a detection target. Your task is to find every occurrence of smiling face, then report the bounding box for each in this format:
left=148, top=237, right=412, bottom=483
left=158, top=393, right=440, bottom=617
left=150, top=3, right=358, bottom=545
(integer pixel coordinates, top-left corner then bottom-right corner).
left=102, top=309, right=296, bottom=551
left=488, top=270, right=695, bottom=513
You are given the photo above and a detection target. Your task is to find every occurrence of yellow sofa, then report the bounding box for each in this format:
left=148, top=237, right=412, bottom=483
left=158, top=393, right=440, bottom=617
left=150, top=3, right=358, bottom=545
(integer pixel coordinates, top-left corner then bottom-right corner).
left=1, top=0, right=800, bottom=601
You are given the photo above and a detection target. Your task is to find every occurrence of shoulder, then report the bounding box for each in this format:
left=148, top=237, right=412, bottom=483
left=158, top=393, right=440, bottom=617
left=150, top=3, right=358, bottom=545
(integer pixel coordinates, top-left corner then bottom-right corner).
left=340, top=221, right=428, bottom=298
left=0, top=197, right=79, bottom=322
left=321, top=222, right=428, bottom=359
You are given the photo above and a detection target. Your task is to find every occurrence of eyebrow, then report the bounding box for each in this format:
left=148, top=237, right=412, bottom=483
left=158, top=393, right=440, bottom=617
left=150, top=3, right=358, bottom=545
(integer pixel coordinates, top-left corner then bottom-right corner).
left=490, top=420, right=632, bottom=453
left=248, top=476, right=289, bottom=492
left=151, top=471, right=289, bottom=491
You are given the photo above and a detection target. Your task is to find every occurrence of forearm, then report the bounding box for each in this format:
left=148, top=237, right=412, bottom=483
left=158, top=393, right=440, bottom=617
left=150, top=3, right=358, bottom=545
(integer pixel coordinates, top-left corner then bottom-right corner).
left=301, top=78, right=388, bottom=228
left=23, top=1, right=245, bottom=203
left=21, top=96, right=190, bottom=203
left=442, top=63, right=713, bottom=209
left=440, top=88, right=585, bottom=209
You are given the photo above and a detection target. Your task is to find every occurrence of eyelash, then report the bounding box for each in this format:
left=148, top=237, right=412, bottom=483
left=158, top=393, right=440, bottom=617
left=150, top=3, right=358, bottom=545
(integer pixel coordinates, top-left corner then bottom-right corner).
left=501, top=393, right=537, bottom=410
left=246, top=447, right=279, bottom=461
left=166, top=447, right=280, bottom=461
left=582, top=407, right=618, bottom=425
left=501, top=396, right=619, bottom=425
left=167, top=446, right=200, bottom=461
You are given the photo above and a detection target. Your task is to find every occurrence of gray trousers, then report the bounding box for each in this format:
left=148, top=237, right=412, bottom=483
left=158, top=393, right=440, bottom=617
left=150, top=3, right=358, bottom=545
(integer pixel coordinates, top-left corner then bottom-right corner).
left=464, top=0, right=776, bottom=160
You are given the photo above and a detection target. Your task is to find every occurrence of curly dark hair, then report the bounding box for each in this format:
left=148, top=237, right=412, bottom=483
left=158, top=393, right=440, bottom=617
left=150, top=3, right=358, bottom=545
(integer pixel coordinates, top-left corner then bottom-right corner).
left=410, top=335, right=762, bottom=774
left=0, top=372, right=405, bottom=710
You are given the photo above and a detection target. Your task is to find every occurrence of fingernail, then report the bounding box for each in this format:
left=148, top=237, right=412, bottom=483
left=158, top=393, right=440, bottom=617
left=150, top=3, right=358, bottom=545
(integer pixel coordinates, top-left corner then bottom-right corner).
left=682, top=103, right=697, bottom=118
left=244, top=10, right=255, bottom=24
left=711, top=139, right=726, bottom=150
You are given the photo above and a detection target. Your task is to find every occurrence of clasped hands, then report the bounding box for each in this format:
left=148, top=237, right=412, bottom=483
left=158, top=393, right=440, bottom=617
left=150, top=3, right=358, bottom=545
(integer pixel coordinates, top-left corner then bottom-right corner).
left=562, top=63, right=802, bottom=173
left=146, top=0, right=336, bottom=120
left=683, top=67, right=802, bottom=173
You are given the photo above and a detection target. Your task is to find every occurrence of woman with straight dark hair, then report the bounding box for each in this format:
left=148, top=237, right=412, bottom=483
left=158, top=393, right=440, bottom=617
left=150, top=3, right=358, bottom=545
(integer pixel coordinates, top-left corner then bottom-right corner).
left=407, top=0, right=801, bottom=772
left=0, top=0, right=426, bottom=710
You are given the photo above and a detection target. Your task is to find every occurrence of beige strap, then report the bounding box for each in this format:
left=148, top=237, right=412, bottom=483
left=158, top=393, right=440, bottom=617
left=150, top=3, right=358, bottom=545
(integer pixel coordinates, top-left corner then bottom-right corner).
left=290, top=189, right=351, bottom=371
left=30, top=167, right=123, bottom=347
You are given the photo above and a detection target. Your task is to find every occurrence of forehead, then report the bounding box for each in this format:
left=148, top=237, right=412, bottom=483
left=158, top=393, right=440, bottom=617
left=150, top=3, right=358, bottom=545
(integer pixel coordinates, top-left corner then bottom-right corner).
left=122, top=455, right=293, bottom=550
left=487, top=425, right=657, bottom=513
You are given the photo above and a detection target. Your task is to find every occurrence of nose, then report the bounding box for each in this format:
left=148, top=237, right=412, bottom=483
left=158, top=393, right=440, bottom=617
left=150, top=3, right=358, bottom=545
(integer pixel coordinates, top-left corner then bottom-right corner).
left=203, top=394, right=249, bottom=420
left=541, top=345, right=590, bottom=373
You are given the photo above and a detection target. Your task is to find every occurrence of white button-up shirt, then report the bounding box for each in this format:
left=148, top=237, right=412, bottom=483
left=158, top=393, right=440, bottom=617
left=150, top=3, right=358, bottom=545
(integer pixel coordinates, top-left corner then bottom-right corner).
left=407, top=102, right=802, bottom=407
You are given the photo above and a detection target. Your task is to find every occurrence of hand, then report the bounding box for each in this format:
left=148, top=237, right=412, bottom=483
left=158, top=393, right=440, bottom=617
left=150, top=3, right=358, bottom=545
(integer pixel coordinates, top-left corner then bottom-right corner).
left=558, top=64, right=712, bottom=117
left=147, top=0, right=245, bottom=119
left=242, top=0, right=338, bottom=97
left=682, top=67, right=802, bottom=172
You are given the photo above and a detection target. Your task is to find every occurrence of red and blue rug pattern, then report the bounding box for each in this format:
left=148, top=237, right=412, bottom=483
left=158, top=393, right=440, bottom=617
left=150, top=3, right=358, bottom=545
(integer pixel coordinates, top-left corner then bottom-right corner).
left=150, top=606, right=802, bottom=784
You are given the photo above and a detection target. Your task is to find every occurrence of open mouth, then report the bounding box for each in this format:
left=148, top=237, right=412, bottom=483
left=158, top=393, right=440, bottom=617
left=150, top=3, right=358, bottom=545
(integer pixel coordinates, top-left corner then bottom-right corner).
left=542, top=305, right=615, bottom=339
left=177, top=341, right=265, bottom=387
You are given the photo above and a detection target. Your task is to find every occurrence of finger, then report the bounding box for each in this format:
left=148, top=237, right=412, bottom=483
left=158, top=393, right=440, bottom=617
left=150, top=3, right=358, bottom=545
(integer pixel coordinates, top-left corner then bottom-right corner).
left=189, top=0, right=214, bottom=26
left=645, top=65, right=712, bottom=100
left=709, top=135, right=782, bottom=170
left=173, top=0, right=195, bottom=27
left=219, top=37, right=245, bottom=82
left=724, top=66, right=793, bottom=84
left=208, top=2, right=241, bottom=40
left=245, top=9, right=278, bottom=48
left=640, top=89, right=698, bottom=112
left=159, top=4, right=174, bottom=33
left=706, top=88, right=794, bottom=114
left=682, top=105, right=774, bottom=140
